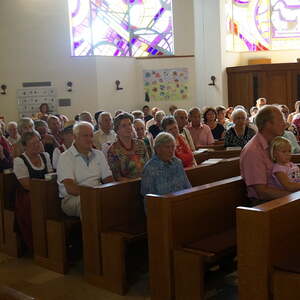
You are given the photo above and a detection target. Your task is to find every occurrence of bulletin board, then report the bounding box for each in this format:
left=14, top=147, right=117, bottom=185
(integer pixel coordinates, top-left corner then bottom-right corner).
left=17, top=87, right=57, bottom=118
left=143, top=68, right=189, bottom=102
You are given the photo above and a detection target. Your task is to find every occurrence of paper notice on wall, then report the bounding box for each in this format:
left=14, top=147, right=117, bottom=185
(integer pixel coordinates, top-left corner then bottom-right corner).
left=17, top=87, right=58, bottom=118
left=143, top=68, right=189, bottom=102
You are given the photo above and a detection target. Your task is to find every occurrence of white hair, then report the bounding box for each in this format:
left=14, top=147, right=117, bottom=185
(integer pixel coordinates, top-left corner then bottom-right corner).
left=154, top=110, right=166, bottom=122
left=232, top=109, right=247, bottom=121
left=98, top=112, right=112, bottom=123
left=6, top=121, right=17, bottom=130
left=154, top=132, right=175, bottom=149
left=73, top=121, right=94, bottom=136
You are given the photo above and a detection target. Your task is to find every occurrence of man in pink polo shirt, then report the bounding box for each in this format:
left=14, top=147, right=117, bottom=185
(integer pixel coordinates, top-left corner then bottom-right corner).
left=187, top=107, right=214, bottom=149
left=240, top=105, right=289, bottom=205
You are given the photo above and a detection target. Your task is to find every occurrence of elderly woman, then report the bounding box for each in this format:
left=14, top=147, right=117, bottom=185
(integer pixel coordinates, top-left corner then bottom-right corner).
left=107, top=112, right=149, bottom=181
left=34, top=120, right=59, bottom=159
left=203, top=107, right=225, bottom=140
left=6, top=121, right=20, bottom=145
left=12, top=118, right=35, bottom=157
left=162, top=116, right=196, bottom=168
left=13, top=131, right=53, bottom=251
left=93, top=112, right=116, bottom=150
left=141, top=132, right=191, bottom=212
left=148, top=110, right=166, bottom=138
left=133, top=119, right=153, bottom=157
left=224, top=109, right=256, bottom=148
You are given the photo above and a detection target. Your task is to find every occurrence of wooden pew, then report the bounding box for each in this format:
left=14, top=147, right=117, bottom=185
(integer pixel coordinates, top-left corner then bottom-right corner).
left=237, top=192, right=300, bottom=300
left=0, top=286, right=36, bottom=300
left=291, top=153, right=300, bottom=163
left=0, top=172, right=22, bottom=257
left=80, top=158, right=241, bottom=295
left=146, top=176, right=247, bottom=300
left=194, top=149, right=241, bottom=164
left=30, top=177, right=81, bottom=274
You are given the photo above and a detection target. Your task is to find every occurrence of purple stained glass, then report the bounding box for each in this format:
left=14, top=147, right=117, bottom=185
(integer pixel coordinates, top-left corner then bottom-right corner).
left=68, top=0, right=174, bottom=57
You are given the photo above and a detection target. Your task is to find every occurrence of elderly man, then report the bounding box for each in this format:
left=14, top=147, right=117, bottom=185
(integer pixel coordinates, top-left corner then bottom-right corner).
left=93, top=112, right=117, bottom=150
left=174, top=109, right=195, bottom=151
left=240, top=105, right=289, bottom=205
left=57, top=121, right=113, bottom=217
left=141, top=132, right=191, bottom=212
left=187, top=107, right=214, bottom=149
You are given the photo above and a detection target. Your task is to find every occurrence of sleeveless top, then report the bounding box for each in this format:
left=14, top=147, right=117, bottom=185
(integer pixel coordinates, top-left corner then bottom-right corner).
left=19, top=153, right=49, bottom=179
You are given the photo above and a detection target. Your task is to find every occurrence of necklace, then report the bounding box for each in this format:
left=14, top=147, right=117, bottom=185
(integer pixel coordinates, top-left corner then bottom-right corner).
left=119, top=138, right=133, bottom=151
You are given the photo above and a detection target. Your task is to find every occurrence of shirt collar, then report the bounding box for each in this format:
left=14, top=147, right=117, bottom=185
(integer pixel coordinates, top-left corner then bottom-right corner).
left=153, top=154, right=177, bottom=166
left=69, top=144, right=95, bottom=159
left=257, top=132, right=269, bottom=150
left=188, top=123, right=203, bottom=129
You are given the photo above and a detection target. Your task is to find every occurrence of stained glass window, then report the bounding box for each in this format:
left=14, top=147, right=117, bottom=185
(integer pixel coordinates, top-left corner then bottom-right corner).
left=226, top=0, right=300, bottom=52
left=68, top=0, right=174, bottom=57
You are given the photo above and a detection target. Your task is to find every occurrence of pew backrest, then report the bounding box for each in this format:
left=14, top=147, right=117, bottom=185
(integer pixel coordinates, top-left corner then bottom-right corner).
left=237, top=192, right=300, bottom=300
left=146, top=176, right=247, bottom=300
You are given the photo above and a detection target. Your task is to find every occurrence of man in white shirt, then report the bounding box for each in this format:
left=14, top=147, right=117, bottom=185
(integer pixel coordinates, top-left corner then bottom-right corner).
left=57, top=121, right=113, bottom=217
left=93, top=112, right=117, bottom=150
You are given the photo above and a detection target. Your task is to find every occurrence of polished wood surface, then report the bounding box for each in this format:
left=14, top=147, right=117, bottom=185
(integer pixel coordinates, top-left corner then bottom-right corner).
left=30, top=178, right=80, bottom=274
left=0, top=173, right=21, bottom=257
left=237, top=191, right=300, bottom=300
left=80, top=158, right=241, bottom=295
left=194, top=150, right=241, bottom=165
left=0, top=286, right=36, bottom=300
left=147, top=176, right=247, bottom=300
left=227, top=63, right=300, bottom=110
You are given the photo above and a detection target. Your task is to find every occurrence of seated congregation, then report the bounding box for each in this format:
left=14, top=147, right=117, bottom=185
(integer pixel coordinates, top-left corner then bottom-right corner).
left=2, top=98, right=300, bottom=299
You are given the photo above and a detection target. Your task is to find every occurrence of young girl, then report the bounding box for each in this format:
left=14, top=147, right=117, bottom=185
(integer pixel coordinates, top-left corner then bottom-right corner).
left=271, top=136, right=300, bottom=192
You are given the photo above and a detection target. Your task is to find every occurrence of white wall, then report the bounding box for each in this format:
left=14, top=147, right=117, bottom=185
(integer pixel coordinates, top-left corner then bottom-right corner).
left=0, top=0, right=195, bottom=122
left=240, top=50, right=300, bottom=65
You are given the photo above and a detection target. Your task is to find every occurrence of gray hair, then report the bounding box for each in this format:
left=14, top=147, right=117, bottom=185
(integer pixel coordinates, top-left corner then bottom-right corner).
left=231, top=109, right=247, bottom=121
left=154, top=132, right=175, bottom=150
left=34, top=119, right=48, bottom=129
left=161, top=116, right=177, bottom=131
left=154, top=110, right=166, bottom=122
left=131, top=110, right=144, bottom=120
left=174, top=109, right=188, bottom=118
left=255, top=105, right=280, bottom=132
left=6, top=121, right=17, bottom=130
left=79, top=111, right=93, bottom=122
left=21, top=131, right=40, bottom=147
left=113, top=112, right=134, bottom=132
left=17, top=118, right=34, bottom=135
left=73, top=121, right=94, bottom=136
left=98, top=112, right=112, bottom=124
left=133, top=118, right=145, bottom=127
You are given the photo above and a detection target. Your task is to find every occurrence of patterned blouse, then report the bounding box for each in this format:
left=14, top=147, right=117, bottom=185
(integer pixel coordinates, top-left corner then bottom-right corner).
left=224, top=126, right=256, bottom=148
left=107, top=138, right=149, bottom=180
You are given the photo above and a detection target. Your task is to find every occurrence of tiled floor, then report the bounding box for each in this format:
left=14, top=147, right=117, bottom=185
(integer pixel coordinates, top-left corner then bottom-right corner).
left=0, top=252, right=238, bottom=300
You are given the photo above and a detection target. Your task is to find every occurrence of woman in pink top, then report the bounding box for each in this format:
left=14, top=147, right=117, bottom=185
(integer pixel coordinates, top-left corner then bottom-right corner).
left=187, top=107, right=214, bottom=149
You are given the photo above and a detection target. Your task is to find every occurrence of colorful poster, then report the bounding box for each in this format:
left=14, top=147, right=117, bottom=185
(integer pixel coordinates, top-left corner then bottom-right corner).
left=143, top=68, right=189, bottom=102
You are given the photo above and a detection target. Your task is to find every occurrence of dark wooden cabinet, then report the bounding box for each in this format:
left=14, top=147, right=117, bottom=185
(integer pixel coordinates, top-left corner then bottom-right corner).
left=227, top=63, right=300, bottom=110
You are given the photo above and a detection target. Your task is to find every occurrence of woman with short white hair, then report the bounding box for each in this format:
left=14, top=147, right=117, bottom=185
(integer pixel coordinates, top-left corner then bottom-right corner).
left=224, top=109, right=256, bottom=148
left=141, top=132, right=191, bottom=212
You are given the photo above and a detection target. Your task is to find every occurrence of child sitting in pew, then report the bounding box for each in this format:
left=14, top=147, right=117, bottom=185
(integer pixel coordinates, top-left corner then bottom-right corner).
left=271, top=136, right=300, bottom=192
